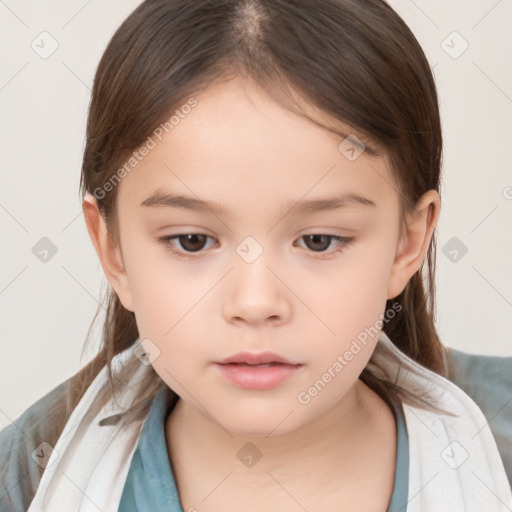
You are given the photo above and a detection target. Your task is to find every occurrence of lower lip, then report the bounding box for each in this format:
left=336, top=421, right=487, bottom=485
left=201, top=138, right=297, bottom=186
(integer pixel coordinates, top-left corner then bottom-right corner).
left=213, top=362, right=302, bottom=390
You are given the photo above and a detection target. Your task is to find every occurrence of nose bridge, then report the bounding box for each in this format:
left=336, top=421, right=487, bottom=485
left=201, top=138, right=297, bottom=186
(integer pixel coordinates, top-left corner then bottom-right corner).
left=234, top=235, right=279, bottom=298
left=222, top=235, right=292, bottom=325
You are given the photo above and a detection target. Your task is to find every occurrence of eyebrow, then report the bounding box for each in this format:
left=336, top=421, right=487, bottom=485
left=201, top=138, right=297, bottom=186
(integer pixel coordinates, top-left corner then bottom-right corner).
left=140, top=190, right=376, bottom=217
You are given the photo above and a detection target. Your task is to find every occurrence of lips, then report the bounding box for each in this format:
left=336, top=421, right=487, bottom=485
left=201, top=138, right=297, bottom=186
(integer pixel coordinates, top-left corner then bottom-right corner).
left=213, top=352, right=302, bottom=389
left=216, top=352, right=300, bottom=366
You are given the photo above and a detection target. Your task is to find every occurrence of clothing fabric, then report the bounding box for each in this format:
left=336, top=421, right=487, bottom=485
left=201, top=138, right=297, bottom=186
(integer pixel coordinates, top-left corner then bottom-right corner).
left=445, top=347, right=512, bottom=488
left=116, top=383, right=410, bottom=511
left=0, top=331, right=511, bottom=511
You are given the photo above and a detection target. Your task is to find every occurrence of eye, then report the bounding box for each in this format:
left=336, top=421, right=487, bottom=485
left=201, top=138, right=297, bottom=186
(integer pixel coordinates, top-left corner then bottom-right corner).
left=157, top=233, right=216, bottom=258
left=158, top=232, right=354, bottom=259
left=295, top=234, right=354, bottom=258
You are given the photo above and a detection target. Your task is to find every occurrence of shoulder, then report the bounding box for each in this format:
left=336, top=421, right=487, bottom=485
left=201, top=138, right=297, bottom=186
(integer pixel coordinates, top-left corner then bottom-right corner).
left=0, top=378, right=71, bottom=512
left=445, top=347, right=512, bottom=488
left=445, top=347, right=512, bottom=410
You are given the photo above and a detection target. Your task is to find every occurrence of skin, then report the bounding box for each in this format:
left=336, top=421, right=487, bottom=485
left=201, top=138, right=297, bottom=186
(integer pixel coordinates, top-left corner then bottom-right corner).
left=83, top=75, right=440, bottom=510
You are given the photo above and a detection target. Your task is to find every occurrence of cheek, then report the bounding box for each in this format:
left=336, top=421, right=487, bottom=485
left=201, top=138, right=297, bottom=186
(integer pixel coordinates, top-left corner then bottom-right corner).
left=122, top=232, right=199, bottom=327
left=131, top=270, right=206, bottom=341
left=298, top=255, right=391, bottom=340
left=292, top=242, right=395, bottom=387
left=125, top=253, right=215, bottom=380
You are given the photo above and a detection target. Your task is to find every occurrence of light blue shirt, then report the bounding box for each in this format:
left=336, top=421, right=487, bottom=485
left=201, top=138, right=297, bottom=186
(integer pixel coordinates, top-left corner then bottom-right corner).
left=117, top=385, right=410, bottom=511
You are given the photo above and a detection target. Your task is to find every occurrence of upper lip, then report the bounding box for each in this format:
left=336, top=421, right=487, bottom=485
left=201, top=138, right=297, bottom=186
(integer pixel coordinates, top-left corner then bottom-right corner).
left=216, top=352, right=301, bottom=365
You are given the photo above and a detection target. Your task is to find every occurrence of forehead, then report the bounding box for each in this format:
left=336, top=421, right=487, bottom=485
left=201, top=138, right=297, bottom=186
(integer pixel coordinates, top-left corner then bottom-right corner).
left=117, top=76, right=397, bottom=212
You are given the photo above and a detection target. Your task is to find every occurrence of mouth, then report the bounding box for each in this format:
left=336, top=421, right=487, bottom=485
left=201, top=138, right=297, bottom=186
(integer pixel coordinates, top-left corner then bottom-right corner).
left=216, top=351, right=300, bottom=366
left=221, top=362, right=287, bottom=367
left=213, top=354, right=303, bottom=389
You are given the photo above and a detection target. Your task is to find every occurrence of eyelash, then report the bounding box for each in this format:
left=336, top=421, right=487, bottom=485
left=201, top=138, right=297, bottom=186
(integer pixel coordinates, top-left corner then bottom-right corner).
left=157, top=233, right=355, bottom=260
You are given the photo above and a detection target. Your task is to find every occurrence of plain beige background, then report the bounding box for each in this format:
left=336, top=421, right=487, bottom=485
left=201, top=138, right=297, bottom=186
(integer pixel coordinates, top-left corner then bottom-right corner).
left=1, top=0, right=511, bottom=424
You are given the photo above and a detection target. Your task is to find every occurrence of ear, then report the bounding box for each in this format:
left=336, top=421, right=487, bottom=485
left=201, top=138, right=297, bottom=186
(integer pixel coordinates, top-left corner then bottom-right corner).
left=386, top=190, right=441, bottom=300
left=82, top=193, right=135, bottom=312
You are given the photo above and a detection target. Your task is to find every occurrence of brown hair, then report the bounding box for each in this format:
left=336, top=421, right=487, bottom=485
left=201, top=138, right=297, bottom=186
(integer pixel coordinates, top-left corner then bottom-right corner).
left=42, top=0, right=450, bottom=478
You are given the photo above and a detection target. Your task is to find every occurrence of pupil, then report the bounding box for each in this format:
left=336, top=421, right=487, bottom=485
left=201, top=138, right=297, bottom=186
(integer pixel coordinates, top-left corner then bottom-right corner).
left=307, top=234, right=330, bottom=251
left=181, top=234, right=206, bottom=252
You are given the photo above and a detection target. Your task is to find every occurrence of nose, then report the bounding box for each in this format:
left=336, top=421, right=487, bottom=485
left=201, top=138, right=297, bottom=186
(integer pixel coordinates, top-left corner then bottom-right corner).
left=221, top=255, right=292, bottom=327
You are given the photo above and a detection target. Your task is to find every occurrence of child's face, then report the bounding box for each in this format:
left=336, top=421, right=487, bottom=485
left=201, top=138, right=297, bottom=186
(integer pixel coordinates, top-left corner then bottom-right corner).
left=91, top=77, right=433, bottom=436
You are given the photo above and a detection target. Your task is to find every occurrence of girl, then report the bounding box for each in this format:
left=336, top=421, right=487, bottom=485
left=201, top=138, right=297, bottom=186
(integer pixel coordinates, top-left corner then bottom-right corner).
left=1, top=0, right=511, bottom=511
